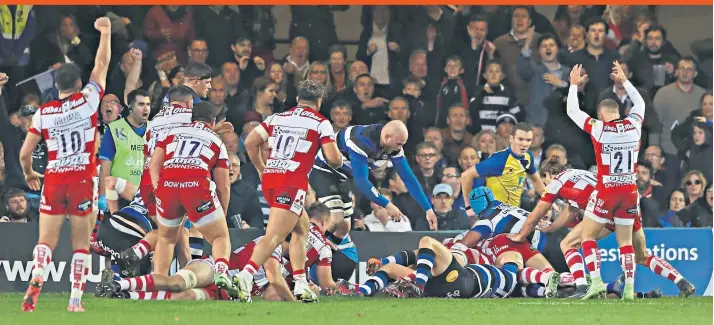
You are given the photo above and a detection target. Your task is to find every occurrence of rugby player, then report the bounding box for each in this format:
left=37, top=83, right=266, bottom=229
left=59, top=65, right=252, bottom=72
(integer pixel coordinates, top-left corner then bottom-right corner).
left=567, top=62, right=646, bottom=299
left=310, top=121, right=438, bottom=253
left=361, top=236, right=518, bottom=299
left=19, top=17, right=112, bottom=312
left=149, top=101, right=231, bottom=279
left=512, top=157, right=695, bottom=297
left=461, top=123, right=545, bottom=214
left=230, top=80, right=343, bottom=303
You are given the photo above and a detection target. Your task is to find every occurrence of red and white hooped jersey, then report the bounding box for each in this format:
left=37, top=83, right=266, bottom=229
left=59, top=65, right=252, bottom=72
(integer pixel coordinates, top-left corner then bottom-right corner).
left=30, top=81, right=103, bottom=184
left=568, top=81, right=644, bottom=194
left=255, top=106, right=335, bottom=190
left=140, top=103, right=192, bottom=186
left=156, top=121, right=229, bottom=180
left=445, top=242, right=493, bottom=265
left=541, top=169, right=597, bottom=210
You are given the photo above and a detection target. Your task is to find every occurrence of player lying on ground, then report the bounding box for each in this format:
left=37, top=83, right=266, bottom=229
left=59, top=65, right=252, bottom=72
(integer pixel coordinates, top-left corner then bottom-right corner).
left=511, top=157, right=695, bottom=298
left=359, top=236, right=519, bottom=298
left=19, top=16, right=112, bottom=313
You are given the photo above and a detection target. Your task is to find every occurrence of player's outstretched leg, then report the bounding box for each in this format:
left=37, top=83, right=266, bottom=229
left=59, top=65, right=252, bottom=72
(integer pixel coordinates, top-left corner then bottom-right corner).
left=368, top=250, right=417, bottom=276
left=632, top=229, right=695, bottom=297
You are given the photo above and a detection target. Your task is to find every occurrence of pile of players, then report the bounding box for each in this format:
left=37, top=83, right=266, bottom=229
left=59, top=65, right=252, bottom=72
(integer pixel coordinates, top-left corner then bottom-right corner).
left=17, top=16, right=696, bottom=312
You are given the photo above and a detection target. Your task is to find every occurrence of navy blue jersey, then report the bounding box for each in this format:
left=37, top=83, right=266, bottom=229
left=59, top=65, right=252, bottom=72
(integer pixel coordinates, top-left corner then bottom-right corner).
left=470, top=200, right=546, bottom=252
left=467, top=264, right=517, bottom=298
left=314, top=124, right=431, bottom=211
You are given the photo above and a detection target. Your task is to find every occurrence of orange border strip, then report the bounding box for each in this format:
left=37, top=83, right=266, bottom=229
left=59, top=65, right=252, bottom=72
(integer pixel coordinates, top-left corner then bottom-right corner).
left=6, top=1, right=714, bottom=5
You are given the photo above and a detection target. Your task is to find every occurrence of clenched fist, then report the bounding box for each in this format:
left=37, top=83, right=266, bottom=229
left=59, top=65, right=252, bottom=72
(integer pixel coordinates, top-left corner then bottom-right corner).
left=94, top=17, right=112, bottom=34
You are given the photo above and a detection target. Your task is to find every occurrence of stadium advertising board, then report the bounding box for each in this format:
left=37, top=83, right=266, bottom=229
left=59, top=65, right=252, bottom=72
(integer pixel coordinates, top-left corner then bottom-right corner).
left=0, top=224, right=711, bottom=296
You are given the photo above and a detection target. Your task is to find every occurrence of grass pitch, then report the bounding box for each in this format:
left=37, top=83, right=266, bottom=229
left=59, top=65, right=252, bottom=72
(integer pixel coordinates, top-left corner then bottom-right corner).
left=1, top=294, right=711, bottom=325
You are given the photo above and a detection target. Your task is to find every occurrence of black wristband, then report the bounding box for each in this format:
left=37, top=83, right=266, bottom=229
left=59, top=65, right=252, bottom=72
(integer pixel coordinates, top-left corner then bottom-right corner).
left=465, top=206, right=472, bottom=211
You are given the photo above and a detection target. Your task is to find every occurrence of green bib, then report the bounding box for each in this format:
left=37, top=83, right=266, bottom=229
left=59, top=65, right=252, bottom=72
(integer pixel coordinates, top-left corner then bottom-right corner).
left=109, top=118, right=146, bottom=185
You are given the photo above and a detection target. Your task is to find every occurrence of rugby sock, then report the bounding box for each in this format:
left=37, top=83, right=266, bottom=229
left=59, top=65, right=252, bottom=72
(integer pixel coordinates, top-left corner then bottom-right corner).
left=358, top=270, right=389, bottom=296
left=68, top=250, right=90, bottom=307
left=214, top=258, right=229, bottom=276
left=31, top=244, right=52, bottom=280
left=619, top=245, right=636, bottom=286
left=518, top=267, right=553, bottom=285
left=243, top=260, right=259, bottom=276
left=645, top=255, right=684, bottom=284
left=559, top=272, right=576, bottom=287
left=129, top=291, right=172, bottom=300
left=564, top=248, right=588, bottom=286
left=581, top=240, right=602, bottom=279
left=132, top=239, right=152, bottom=259
left=293, top=269, right=307, bottom=283
left=119, top=274, right=156, bottom=291
left=501, top=262, right=519, bottom=276
left=381, top=250, right=416, bottom=267
left=414, top=248, right=435, bottom=290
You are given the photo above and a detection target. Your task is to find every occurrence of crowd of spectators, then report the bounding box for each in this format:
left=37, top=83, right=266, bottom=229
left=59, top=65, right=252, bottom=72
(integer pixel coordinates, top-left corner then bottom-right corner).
left=0, top=5, right=711, bottom=230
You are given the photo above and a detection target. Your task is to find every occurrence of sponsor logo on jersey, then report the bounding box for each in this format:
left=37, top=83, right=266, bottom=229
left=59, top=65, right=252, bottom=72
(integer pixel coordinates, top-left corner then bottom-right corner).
left=162, top=180, right=200, bottom=188
left=47, top=153, right=91, bottom=169
left=627, top=207, right=639, bottom=215
left=603, top=123, right=635, bottom=133
left=603, top=174, right=637, bottom=186
left=445, top=270, right=459, bottom=283
left=602, top=143, right=638, bottom=152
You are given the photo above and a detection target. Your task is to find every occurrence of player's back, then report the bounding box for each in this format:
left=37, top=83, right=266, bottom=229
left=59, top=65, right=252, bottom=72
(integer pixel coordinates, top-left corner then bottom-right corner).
left=315, top=124, right=400, bottom=178
left=32, top=81, right=103, bottom=184
left=261, top=106, right=333, bottom=190
left=541, top=169, right=597, bottom=210
left=158, top=121, right=227, bottom=180
left=473, top=201, right=546, bottom=251
left=585, top=117, right=641, bottom=193
left=142, top=104, right=192, bottom=177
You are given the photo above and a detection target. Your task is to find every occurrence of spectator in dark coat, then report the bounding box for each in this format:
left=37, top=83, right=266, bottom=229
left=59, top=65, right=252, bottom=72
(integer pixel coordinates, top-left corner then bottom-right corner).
left=193, top=6, right=243, bottom=68
left=676, top=184, right=713, bottom=228
left=643, top=145, right=681, bottom=203
left=289, top=6, right=345, bottom=62
left=564, top=17, right=621, bottom=99
left=414, top=183, right=469, bottom=231
left=655, top=189, right=688, bottom=227
left=388, top=170, right=426, bottom=229
left=457, top=14, right=497, bottom=92
left=682, top=123, right=713, bottom=182
left=626, top=25, right=680, bottom=96
left=225, top=153, right=264, bottom=229
left=636, top=160, right=665, bottom=227
left=672, top=91, right=713, bottom=161
left=29, top=15, right=93, bottom=80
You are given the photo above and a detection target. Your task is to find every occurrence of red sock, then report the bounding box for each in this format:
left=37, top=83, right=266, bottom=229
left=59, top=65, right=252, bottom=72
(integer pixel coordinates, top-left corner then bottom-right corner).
left=214, top=258, right=229, bottom=276
left=129, top=291, right=172, bottom=300
left=582, top=240, right=602, bottom=279
left=519, top=267, right=552, bottom=285
left=244, top=260, right=259, bottom=275
left=31, top=243, right=52, bottom=280
left=619, top=245, right=636, bottom=286
left=564, top=248, right=588, bottom=286
left=645, top=255, right=683, bottom=283
left=131, top=239, right=152, bottom=259
left=406, top=273, right=416, bottom=282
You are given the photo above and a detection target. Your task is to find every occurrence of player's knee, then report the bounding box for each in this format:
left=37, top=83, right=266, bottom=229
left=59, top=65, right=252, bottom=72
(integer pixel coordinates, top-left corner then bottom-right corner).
left=560, top=238, right=575, bottom=253
left=418, top=236, right=436, bottom=248
left=167, top=277, right=187, bottom=292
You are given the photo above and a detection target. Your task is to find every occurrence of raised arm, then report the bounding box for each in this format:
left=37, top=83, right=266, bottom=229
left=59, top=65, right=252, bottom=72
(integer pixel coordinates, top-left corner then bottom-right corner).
left=90, top=17, right=112, bottom=91
left=566, top=65, right=590, bottom=130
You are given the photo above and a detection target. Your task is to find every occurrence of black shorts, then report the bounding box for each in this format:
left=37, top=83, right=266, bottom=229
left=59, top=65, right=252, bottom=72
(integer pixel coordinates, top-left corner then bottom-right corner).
left=309, top=168, right=353, bottom=217
left=331, top=250, right=357, bottom=281
left=423, top=257, right=478, bottom=298
left=94, top=212, right=152, bottom=275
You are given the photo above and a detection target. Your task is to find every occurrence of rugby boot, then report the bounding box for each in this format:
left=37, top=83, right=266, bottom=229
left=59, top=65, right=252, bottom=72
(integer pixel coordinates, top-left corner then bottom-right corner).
left=383, top=279, right=409, bottom=298
left=622, top=283, right=635, bottom=301
left=366, top=258, right=382, bottom=276
left=398, top=280, right=423, bottom=298
left=119, top=248, right=142, bottom=277
left=95, top=268, right=116, bottom=297
left=545, top=272, right=560, bottom=298
left=581, top=277, right=607, bottom=300
left=677, top=279, right=695, bottom=298
left=230, top=271, right=253, bottom=303
left=645, top=287, right=662, bottom=298
left=566, top=284, right=588, bottom=299
left=335, top=279, right=360, bottom=296
left=101, top=281, right=122, bottom=298
left=21, top=276, right=44, bottom=312
left=294, top=279, right=319, bottom=303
